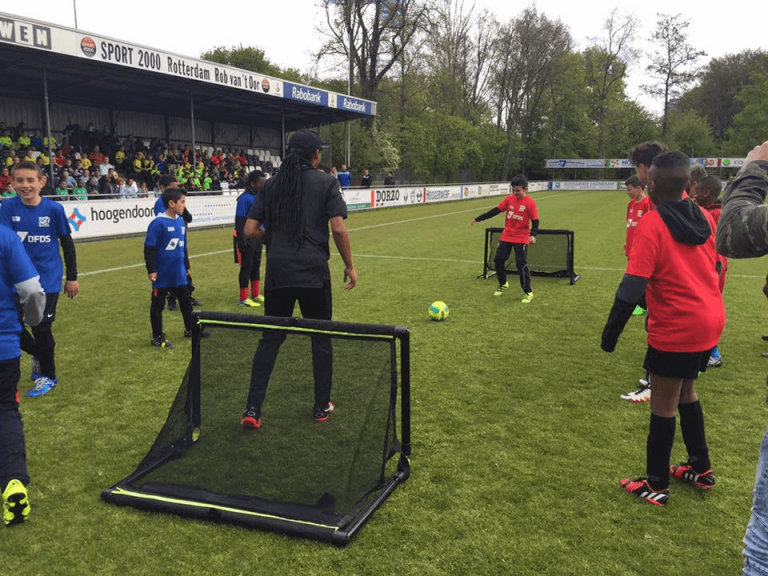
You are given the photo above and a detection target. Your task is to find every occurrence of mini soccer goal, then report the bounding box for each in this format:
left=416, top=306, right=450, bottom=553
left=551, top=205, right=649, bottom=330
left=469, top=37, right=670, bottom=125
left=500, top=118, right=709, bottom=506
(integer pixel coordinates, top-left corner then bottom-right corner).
left=102, top=311, right=411, bottom=545
left=481, top=227, right=580, bottom=284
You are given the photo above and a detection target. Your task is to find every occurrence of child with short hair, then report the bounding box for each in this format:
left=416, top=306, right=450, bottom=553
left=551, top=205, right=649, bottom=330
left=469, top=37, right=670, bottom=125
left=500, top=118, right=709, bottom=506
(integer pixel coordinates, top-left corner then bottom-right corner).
left=602, top=150, right=724, bottom=506
left=144, top=188, right=199, bottom=348
left=694, top=175, right=727, bottom=367
left=0, top=161, right=80, bottom=397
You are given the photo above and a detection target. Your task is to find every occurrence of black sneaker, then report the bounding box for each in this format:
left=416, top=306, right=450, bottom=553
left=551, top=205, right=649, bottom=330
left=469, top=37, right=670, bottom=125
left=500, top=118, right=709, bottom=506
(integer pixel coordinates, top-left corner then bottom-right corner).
left=313, top=401, right=335, bottom=423
left=670, top=462, right=715, bottom=489
left=620, top=477, right=669, bottom=507
left=167, top=299, right=178, bottom=312
left=184, top=329, right=210, bottom=338
left=151, top=335, right=174, bottom=348
left=191, top=299, right=204, bottom=307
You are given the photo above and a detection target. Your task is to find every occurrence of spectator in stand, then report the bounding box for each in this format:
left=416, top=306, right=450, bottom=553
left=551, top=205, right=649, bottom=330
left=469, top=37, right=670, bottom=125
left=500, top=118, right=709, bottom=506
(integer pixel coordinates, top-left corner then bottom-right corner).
left=123, top=134, right=136, bottom=155
left=52, top=149, right=66, bottom=169
left=2, top=181, right=14, bottom=198
left=98, top=168, right=117, bottom=198
left=0, top=131, right=12, bottom=150
left=139, top=181, right=149, bottom=197
left=384, top=172, right=396, bottom=185
left=23, top=150, right=36, bottom=164
left=42, top=133, right=57, bottom=150
left=59, top=137, right=73, bottom=158
left=80, top=155, right=92, bottom=172
left=0, top=168, right=10, bottom=191
left=61, top=170, right=76, bottom=190
left=54, top=179, right=70, bottom=200
left=5, top=155, right=20, bottom=169
left=361, top=169, right=372, bottom=188
left=34, top=157, right=45, bottom=172
left=30, top=131, right=42, bottom=151
left=16, top=131, right=30, bottom=151
left=72, top=178, right=88, bottom=201
left=85, top=175, right=99, bottom=197
left=114, top=146, right=126, bottom=169
left=338, top=164, right=352, bottom=188
left=98, top=156, right=114, bottom=177
left=89, top=146, right=104, bottom=167
left=72, top=159, right=84, bottom=180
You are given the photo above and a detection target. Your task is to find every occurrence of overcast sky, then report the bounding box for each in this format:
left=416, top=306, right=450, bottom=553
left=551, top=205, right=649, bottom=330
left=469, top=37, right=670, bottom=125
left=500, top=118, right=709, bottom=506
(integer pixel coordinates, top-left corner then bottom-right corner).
left=6, top=1, right=768, bottom=117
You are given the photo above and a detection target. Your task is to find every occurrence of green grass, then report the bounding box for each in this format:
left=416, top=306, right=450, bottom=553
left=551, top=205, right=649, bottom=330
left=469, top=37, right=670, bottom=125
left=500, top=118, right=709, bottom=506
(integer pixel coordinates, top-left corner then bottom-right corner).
left=3, top=190, right=767, bottom=575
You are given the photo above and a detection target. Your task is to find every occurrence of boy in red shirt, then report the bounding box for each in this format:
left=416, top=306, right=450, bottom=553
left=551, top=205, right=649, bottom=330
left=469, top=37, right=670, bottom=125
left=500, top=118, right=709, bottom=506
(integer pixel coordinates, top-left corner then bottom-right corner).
left=695, top=175, right=727, bottom=367
left=471, top=174, right=539, bottom=303
left=624, top=175, right=652, bottom=317
left=602, top=150, right=725, bottom=506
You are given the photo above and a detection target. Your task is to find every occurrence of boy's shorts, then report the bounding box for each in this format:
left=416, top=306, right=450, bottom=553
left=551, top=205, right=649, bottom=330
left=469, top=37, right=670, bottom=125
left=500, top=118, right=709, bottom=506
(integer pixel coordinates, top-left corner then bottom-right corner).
left=643, top=345, right=710, bottom=380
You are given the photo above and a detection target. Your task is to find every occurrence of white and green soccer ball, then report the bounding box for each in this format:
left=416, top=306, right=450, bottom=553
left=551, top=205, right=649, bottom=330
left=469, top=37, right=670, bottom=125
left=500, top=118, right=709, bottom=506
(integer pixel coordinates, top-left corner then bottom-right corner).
left=428, top=301, right=449, bottom=321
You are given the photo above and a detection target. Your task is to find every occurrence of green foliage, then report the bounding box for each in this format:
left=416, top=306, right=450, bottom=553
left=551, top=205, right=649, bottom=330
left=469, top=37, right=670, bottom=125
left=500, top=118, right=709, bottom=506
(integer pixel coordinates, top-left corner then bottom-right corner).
left=4, top=193, right=763, bottom=575
left=726, top=71, right=768, bottom=156
left=200, top=44, right=303, bottom=83
left=666, top=109, right=715, bottom=157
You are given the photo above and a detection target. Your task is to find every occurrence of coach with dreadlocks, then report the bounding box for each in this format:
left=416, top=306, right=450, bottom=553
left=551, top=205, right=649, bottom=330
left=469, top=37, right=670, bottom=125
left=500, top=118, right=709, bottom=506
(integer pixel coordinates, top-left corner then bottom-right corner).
left=240, top=129, right=357, bottom=429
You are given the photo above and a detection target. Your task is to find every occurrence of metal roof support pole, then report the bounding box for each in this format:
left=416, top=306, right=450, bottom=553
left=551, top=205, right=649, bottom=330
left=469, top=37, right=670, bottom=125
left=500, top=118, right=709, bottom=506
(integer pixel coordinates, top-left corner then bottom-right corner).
left=281, top=109, right=286, bottom=159
left=189, top=92, right=196, bottom=171
left=42, top=68, right=55, bottom=187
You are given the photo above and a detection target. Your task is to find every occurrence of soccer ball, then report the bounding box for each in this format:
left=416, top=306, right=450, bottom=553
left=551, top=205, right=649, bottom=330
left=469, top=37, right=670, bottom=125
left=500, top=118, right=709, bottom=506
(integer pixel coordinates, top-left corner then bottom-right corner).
left=428, top=301, right=449, bottom=321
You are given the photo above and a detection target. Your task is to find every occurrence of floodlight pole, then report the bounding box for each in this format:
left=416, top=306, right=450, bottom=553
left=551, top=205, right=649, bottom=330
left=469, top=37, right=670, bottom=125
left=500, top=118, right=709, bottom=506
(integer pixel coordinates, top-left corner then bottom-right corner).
left=42, top=68, right=55, bottom=187
left=189, top=92, right=196, bottom=175
left=73, top=0, right=79, bottom=28
left=346, top=24, right=352, bottom=167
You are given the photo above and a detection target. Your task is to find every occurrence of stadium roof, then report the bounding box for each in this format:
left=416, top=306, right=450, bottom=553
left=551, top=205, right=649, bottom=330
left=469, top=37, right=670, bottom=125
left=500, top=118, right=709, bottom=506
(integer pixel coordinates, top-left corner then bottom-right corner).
left=0, top=12, right=376, bottom=132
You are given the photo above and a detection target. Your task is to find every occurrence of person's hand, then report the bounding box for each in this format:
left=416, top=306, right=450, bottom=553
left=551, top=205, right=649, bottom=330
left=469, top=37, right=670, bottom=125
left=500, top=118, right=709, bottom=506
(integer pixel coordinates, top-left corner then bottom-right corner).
left=746, top=141, right=768, bottom=164
left=64, top=280, right=79, bottom=299
left=470, top=219, right=477, bottom=226
left=148, top=273, right=157, bottom=282
left=530, top=235, right=537, bottom=244
left=343, top=267, right=357, bottom=290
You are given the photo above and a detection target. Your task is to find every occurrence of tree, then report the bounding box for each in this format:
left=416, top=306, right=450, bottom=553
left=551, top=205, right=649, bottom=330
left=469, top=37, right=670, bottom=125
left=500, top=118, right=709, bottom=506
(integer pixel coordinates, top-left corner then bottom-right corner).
left=489, top=7, right=572, bottom=179
left=726, top=71, right=768, bottom=155
left=583, top=9, right=640, bottom=158
left=665, top=109, right=715, bottom=157
left=642, top=13, right=706, bottom=137
left=424, top=0, right=496, bottom=123
left=681, top=50, right=768, bottom=144
left=316, top=0, right=430, bottom=102
left=200, top=45, right=303, bottom=82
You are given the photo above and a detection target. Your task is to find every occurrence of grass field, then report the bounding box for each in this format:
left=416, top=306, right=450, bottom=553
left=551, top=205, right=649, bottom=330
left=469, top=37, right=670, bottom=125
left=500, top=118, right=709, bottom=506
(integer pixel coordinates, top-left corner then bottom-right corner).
left=3, top=190, right=768, bottom=575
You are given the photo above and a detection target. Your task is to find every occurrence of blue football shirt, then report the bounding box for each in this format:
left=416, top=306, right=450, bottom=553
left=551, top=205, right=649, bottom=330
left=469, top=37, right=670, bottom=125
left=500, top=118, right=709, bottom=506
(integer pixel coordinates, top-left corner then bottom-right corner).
left=145, top=213, right=188, bottom=289
left=0, top=196, right=70, bottom=294
left=235, top=191, right=256, bottom=219
left=0, top=225, right=40, bottom=361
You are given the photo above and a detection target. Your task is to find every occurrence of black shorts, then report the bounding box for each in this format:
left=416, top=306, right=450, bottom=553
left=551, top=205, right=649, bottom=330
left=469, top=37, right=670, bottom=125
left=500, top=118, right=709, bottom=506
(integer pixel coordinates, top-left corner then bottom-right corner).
left=643, top=345, right=711, bottom=380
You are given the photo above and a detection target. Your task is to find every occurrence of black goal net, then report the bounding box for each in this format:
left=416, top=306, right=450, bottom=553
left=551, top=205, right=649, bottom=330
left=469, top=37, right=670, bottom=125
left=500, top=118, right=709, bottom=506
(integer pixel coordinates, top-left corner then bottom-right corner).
left=482, top=227, right=580, bottom=284
left=102, top=311, right=411, bottom=544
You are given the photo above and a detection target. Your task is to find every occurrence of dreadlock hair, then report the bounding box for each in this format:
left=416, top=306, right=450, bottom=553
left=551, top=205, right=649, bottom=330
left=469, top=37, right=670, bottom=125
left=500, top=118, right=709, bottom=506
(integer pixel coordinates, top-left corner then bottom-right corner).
left=267, top=146, right=316, bottom=245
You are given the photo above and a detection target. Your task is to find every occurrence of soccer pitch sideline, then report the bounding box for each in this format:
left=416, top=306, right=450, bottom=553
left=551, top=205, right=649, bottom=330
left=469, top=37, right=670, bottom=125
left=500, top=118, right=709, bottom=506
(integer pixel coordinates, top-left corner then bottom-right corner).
left=5, top=191, right=768, bottom=575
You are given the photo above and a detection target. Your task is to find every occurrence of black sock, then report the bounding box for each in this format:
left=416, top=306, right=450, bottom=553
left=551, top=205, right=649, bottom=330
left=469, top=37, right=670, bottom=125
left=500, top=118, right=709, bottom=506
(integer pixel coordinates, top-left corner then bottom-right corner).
left=678, top=400, right=711, bottom=472
left=647, top=413, right=676, bottom=490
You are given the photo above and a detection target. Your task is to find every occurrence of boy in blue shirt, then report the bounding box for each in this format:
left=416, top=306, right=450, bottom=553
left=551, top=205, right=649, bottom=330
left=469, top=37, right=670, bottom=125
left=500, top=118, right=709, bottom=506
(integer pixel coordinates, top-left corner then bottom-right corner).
left=0, top=161, right=79, bottom=397
left=234, top=170, right=266, bottom=307
left=152, top=175, right=201, bottom=310
left=0, top=224, right=45, bottom=525
left=144, top=188, right=202, bottom=347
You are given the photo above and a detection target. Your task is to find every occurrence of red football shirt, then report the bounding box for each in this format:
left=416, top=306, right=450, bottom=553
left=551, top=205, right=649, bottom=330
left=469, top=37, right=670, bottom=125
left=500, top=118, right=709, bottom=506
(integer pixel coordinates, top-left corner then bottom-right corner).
left=703, top=203, right=728, bottom=292
left=496, top=195, right=538, bottom=244
left=625, top=195, right=652, bottom=258
left=626, top=209, right=724, bottom=352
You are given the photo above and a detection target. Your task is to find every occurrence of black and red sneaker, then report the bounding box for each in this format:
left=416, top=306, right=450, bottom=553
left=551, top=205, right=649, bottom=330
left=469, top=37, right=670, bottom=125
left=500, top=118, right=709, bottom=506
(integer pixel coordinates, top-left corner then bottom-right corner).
left=620, top=477, right=669, bottom=507
left=313, top=401, right=334, bottom=423
left=241, top=409, right=261, bottom=430
left=670, top=462, right=715, bottom=489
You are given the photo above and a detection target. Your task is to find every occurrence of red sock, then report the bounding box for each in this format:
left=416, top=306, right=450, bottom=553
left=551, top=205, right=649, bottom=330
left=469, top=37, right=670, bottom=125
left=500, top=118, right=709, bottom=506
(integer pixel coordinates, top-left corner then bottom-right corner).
left=239, top=288, right=249, bottom=301
left=251, top=280, right=260, bottom=298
